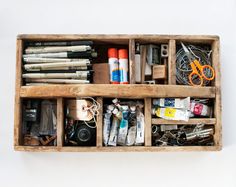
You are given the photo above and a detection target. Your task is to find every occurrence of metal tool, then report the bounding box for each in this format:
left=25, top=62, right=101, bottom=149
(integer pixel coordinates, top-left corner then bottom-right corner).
left=181, top=43, right=215, bottom=86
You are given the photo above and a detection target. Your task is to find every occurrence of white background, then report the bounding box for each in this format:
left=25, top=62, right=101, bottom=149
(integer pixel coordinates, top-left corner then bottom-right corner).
left=0, top=0, right=236, bottom=186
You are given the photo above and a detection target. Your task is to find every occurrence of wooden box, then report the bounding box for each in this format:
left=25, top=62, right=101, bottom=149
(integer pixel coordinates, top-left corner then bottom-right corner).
left=14, top=34, right=222, bottom=152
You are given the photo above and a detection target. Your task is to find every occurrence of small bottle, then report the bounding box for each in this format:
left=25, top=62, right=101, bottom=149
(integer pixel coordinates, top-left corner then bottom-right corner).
left=108, top=48, right=119, bottom=84
left=118, top=49, right=129, bottom=84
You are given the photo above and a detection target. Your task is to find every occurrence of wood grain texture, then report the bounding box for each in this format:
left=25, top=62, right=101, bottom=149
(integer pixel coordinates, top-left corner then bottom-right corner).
left=96, top=97, right=103, bottom=147
left=14, top=39, right=23, bottom=146
left=152, top=118, right=216, bottom=125
left=145, top=98, right=152, bottom=146
left=17, top=34, right=219, bottom=43
left=14, top=145, right=221, bottom=152
left=168, top=40, right=176, bottom=84
left=140, top=45, right=147, bottom=83
left=129, top=39, right=136, bottom=84
left=57, top=98, right=64, bottom=147
left=212, top=39, right=222, bottom=149
left=14, top=34, right=222, bottom=152
left=20, top=85, right=216, bottom=98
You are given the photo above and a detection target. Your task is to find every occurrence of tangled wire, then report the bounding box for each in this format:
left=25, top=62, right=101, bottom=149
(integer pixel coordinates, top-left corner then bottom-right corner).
left=176, top=45, right=212, bottom=86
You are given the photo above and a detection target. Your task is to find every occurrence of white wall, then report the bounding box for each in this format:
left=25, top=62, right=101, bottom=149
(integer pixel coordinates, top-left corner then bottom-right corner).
left=0, top=0, right=235, bottom=186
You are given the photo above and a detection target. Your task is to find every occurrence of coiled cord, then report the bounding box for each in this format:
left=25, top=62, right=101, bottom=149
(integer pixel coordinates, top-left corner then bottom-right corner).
left=176, top=45, right=212, bottom=86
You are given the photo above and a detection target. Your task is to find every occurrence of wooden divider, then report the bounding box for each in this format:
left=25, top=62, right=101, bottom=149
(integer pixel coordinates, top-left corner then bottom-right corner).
left=212, top=40, right=222, bottom=150
left=14, top=39, right=23, bottom=147
left=57, top=98, right=64, bottom=147
left=96, top=97, right=103, bottom=147
left=168, top=39, right=176, bottom=84
left=144, top=98, right=152, bottom=146
left=129, top=39, right=136, bottom=84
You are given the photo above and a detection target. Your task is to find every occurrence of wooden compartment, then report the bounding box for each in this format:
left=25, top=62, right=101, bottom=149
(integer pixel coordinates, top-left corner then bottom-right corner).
left=14, top=34, right=221, bottom=152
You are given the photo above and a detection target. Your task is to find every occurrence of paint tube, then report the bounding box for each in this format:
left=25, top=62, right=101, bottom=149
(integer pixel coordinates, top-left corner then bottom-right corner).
left=117, top=111, right=129, bottom=145
left=190, top=101, right=212, bottom=117
left=108, top=117, right=119, bottom=146
left=103, top=112, right=112, bottom=146
left=135, top=112, right=145, bottom=145
left=153, top=97, right=190, bottom=110
left=126, top=126, right=137, bottom=146
left=153, top=107, right=190, bottom=121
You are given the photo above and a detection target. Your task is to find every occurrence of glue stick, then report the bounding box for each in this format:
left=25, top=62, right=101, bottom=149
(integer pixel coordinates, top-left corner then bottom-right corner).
left=108, top=48, right=119, bottom=84
left=118, top=49, right=129, bottom=84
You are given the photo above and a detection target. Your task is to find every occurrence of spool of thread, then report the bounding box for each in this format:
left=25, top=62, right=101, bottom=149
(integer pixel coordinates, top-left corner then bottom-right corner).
left=118, top=49, right=129, bottom=84
left=108, top=48, right=119, bottom=84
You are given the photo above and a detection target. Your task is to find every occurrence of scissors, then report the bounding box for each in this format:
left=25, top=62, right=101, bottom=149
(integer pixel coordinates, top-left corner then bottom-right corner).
left=181, top=42, right=215, bottom=86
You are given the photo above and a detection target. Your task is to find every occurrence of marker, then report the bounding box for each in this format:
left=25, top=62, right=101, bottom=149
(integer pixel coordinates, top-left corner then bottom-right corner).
left=25, top=45, right=92, bottom=54
left=23, top=51, right=98, bottom=59
left=26, top=41, right=93, bottom=46
left=24, top=60, right=90, bottom=71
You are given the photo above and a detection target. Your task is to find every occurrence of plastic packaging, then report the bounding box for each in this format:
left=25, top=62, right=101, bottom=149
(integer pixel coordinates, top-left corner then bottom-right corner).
left=153, top=97, right=190, bottom=110
left=103, top=112, right=112, bottom=146
left=126, top=126, right=137, bottom=146
left=117, top=112, right=129, bottom=145
left=190, top=101, right=212, bottom=117
left=108, top=117, right=119, bottom=146
left=108, top=48, right=119, bottom=84
left=135, top=112, right=145, bottom=145
left=118, top=49, right=129, bottom=84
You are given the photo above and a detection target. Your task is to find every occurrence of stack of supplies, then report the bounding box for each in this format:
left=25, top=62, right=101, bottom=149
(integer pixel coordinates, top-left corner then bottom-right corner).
left=22, top=41, right=97, bottom=85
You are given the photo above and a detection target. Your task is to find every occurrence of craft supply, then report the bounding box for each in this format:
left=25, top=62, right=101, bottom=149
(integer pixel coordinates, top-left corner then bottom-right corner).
left=108, top=117, right=119, bottom=146
left=26, top=41, right=93, bottom=47
left=161, top=44, right=168, bottom=58
left=22, top=71, right=91, bottom=79
left=152, top=65, right=167, bottom=79
left=146, top=44, right=160, bottom=65
left=39, top=100, right=57, bottom=136
left=92, top=63, right=110, bottom=84
left=119, top=49, right=129, bottom=84
left=103, top=112, right=112, bottom=146
left=23, top=50, right=98, bottom=59
left=24, top=60, right=90, bottom=71
left=108, top=48, right=119, bottom=84
left=160, top=125, right=177, bottom=131
left=190, top=100, right=212, bottom=117
left=153, top=107, right=190, bottom=121
left=23, top=57, right=90, bottom=63
left=152, top=124, right=214, bottom=146
left=25, top=45, right=92, bottom=54
left=153, top=97, right=190, bottom=110
left=135, top=111, right=145, bottom=145
left=117, top=111, right=129, bottom=145
left=25, top=79, right=90, bottom=84
left=135, top=43, right=141, bottom=83
left=126, top=126, right=137, bottom=146
left=176, top=43, right=214, bottom=86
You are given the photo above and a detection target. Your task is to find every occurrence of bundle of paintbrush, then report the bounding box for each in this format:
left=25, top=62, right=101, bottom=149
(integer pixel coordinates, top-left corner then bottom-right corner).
left=22, top=41, right=97, bottom=85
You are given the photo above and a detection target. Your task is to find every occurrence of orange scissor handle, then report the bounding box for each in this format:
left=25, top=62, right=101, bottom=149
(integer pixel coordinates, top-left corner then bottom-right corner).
left=189, top=60, right=215, bottom=86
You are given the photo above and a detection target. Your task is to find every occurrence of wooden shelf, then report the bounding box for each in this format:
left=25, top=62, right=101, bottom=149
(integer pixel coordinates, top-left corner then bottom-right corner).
left=152, top=118, right=216, bottom=125
left=14, top=34, right=222, bottom=152
left=14, top=145, right=221, bottom=152
left=20, top=84, right=216, bottom=98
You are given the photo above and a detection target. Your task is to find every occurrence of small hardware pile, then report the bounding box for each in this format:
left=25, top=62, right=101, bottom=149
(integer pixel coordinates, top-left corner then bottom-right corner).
left=22, top=41, right=97, bottom=85
left=152, top=124, right=214, bottom=146
left=103, top=98, right=145, bottom=146
left=135, top=43, right=169, bottom=84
